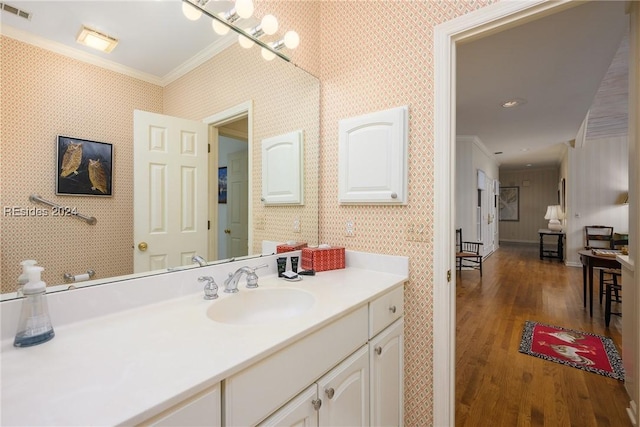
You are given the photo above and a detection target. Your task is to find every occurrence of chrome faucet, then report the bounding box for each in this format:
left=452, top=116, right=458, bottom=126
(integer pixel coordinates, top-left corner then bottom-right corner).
left=198, top=276, right=218, bottom=300
left=192, top=254, right=207, bottom=267
left=224, top=264, right=268, bottom=293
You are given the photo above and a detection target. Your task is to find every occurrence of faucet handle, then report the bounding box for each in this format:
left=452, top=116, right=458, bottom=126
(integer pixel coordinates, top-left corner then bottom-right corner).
left=245, top=264, right=268, bottom=289
left=198, top=276, right=218, bottom=300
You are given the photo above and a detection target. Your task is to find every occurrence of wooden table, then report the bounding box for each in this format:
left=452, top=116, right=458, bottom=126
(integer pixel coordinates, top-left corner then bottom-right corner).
left=538, top=229, right=565, bottom=261
left=578, top=249, right=621, bottom=317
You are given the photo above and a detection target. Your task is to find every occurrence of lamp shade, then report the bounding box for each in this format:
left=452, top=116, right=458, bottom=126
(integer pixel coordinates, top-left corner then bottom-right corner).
left=544, top=205, right=563, bottom=231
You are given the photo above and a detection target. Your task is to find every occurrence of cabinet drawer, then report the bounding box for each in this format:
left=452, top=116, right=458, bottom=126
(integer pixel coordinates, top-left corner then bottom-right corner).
left=225, top=305, right=368, bottom=427
left=369, top=285, right=404, bottom=338
left=141, top=384, right=221, bottom=427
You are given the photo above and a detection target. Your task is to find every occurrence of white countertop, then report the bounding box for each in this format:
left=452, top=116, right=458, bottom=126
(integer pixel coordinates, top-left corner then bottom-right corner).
left=1, top=265, right=407, bottom=426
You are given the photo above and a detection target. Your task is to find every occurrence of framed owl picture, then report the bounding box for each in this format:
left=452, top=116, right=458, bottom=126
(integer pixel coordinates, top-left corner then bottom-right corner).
left=56, top=136, right=113, bottom=196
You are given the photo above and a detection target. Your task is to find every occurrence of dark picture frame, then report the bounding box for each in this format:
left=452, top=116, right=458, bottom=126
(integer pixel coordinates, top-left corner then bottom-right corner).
left=499, top=186, right=519, bottom=221
left=218, top=167, right=227, bottom=204
left=56, top=135, right=113, bottom=196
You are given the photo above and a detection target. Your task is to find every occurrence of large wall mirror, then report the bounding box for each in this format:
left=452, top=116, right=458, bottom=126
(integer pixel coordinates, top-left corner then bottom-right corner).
left=0, top=1, right=319, bottom=299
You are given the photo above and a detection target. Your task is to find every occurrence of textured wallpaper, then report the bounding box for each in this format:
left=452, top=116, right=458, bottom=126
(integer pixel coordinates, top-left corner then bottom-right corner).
left=0, top=36, right=163, bottom=292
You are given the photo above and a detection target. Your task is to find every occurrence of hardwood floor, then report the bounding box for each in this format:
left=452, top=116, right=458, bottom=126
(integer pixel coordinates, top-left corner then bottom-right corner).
left=455, top=242, right=631, bottom=427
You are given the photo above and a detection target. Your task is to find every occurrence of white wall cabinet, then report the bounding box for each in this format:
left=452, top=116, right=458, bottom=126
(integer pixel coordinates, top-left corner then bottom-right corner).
left=261, top=130, right=304, bottom=205
left=339, top=106, right=408, bottom=204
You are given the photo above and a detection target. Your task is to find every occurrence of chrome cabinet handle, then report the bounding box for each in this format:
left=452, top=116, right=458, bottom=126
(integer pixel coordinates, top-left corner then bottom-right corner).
left=312, top=399, right=322, bottom=410
left=389, top=305, right=397, bottom=314
left=375, top=346, right=382, bottom=355
left=325, top=388, right=335, bottom=399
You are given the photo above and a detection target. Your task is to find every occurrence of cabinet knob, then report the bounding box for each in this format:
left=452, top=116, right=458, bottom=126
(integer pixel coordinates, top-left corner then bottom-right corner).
left=389, top=305, right=397, bottom=314
left=312, top=398, right=322, bottom=410
left=375, top=346, right=382, bottom=355
left=391, top=192, right=398, bottom=199
left=325, top=388, right=335, bottom=399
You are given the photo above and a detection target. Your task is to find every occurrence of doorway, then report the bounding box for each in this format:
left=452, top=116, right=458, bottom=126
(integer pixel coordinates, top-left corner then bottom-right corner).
left=433, top=1, right=637, bottom=425
left=204, top=101, right=253, bottom=262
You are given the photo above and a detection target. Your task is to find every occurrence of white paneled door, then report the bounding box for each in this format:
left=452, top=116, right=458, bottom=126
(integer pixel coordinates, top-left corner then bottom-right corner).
left=226, top=150, right=248, bottom=258
left=133, top=110, right=209, bottom=273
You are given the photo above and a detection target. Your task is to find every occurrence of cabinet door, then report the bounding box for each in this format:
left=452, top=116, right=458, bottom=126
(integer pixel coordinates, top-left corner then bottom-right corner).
left=317, top=345, right=369, bottom=426
left=338, top=106, right=408, bottom=204
left=370, top=318, right=404, bottom=427
left=258, top=384, right=319, bottom=427
left=261, top=130, right=304, bottom=205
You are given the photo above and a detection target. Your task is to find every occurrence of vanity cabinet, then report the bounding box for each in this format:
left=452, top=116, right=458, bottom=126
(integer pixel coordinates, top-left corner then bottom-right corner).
left=259, top=345, right=370, bottom=427
left=143, top=383, right=221, bottom=427
left=257, top=285, right=404, bottom=427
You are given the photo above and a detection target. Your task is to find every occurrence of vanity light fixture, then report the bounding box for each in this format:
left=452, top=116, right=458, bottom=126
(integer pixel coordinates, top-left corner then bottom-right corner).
left=76, top=26, right=118, bottom=53
left=181, top=0, right=297, bottom=62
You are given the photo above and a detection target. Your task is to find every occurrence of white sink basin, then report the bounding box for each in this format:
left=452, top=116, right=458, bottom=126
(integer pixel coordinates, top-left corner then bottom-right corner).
left=206, top=288, right=315, bottom=325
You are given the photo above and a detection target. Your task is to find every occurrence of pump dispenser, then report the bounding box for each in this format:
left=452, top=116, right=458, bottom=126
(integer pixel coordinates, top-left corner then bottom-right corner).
left=17, top=260, right=38, bottom=297
left=14, top=266, right=55, bottom=347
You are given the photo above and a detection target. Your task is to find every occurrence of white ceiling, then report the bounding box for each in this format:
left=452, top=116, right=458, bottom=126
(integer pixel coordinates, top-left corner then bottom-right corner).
left=456, top=0, right=628, bottom=169
left=1, top=1, right=629, bottom=170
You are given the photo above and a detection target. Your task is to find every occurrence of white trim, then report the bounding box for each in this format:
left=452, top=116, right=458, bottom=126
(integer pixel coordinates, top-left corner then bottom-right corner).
left=1, top=24, right=234, bottom=87
left=433, top=1, right=574, bottom=425
left=203, top=101, right=254, bottom=257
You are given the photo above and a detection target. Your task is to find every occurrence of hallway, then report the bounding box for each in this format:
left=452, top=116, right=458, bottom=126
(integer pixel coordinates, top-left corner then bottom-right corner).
left=455, top=242, right=631, bottom=426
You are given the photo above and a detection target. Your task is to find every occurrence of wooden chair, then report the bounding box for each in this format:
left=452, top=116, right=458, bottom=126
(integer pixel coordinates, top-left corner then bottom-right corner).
left=584, top=225, right=614, bottom=249
left=599, top=232, right=627, bottom=304
left=605, top=278, right=622, bottom=327
left=456, top=228, right=483, bottom=276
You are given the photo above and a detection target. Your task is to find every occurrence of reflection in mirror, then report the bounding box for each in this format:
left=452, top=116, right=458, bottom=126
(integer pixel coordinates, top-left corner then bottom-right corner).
left=0, top=1, right=319, bottom=299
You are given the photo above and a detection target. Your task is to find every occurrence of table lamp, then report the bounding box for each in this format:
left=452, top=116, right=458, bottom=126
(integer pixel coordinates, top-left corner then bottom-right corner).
left=544, top=205, right=564, bottom=231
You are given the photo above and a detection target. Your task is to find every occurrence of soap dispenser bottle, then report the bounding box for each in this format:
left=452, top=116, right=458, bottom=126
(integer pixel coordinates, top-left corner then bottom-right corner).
left=14, top=266, right=55, bottom=347
left=17, top=260, right=38, bottom=298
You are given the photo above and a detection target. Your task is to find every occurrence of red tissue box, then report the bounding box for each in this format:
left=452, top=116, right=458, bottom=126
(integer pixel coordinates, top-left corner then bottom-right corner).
left=276, top=242, right=308, bottom=253
left=301, top=246, right=346, bottom=272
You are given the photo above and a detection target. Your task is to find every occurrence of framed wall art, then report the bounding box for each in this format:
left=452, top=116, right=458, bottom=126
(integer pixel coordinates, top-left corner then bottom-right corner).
left=56, top=135, right=113, bottom=196
left=218, top=167, right=227, bottom=204
left=499, top=186, right=519, bottom=221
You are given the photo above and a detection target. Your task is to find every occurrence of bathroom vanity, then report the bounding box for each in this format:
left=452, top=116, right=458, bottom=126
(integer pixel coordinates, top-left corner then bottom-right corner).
left=0, top=251, right=407, bottom=426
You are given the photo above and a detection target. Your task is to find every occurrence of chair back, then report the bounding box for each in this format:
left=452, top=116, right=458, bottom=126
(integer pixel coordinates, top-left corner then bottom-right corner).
left=456, top=228, right=462, bottom=252
left=584, top=225, right=614, bottom=249
left=612, top=232, right=629, bottom=249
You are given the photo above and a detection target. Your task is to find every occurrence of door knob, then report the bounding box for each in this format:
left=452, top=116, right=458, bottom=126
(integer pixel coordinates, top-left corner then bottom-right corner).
left=224, top=229, right=231, bottom=234
left=138, top=242, right=148, bottom=251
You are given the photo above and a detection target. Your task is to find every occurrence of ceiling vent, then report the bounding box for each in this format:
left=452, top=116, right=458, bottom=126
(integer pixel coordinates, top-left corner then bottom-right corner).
left=0, top=3, right=32, bottom=20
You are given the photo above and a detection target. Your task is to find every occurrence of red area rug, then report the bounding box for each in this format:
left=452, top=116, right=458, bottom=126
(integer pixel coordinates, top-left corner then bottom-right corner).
left=519, top=321, right=624, bottom=381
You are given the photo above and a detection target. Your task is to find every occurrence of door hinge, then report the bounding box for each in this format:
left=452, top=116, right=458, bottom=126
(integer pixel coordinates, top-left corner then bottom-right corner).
left=207, top=220, right=210, bottom=230
left=447, top=269, right=451, bottom=282
left=208, top=143, right=210, bottom=153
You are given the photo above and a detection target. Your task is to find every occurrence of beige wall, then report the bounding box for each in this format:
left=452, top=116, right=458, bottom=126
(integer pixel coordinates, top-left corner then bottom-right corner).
left=1, top=36, right=163, bottom=291
left=499, top=167, right=561, bottom=243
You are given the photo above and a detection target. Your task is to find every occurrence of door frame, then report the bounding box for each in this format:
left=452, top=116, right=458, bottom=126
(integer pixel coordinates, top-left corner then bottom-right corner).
left=433, top=1, right=580, bottom=425
left=203, top=101, right=254, bottom=260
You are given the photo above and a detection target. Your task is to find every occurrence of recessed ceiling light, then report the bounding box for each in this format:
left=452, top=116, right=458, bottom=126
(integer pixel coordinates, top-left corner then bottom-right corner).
left=501, top=98, right=527, bottom=108
left=76, top=26, right=118, bottom=53
left=520, top=148, right=530, bottom=152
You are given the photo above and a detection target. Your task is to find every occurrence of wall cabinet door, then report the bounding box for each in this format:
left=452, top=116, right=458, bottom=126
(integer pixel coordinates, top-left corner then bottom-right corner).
left=317, top=345, right=370, bottom=426
left=338, top=106, right=408, bottom=204
left=370, top=318, right=404, bottom=427
left=261, top=130, right=304, bottom=205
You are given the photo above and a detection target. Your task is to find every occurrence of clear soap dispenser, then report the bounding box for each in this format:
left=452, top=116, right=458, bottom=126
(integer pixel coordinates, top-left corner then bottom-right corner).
left=17, top=259, right=38, bottom=298
left=14, top=266, right=55, bottom=347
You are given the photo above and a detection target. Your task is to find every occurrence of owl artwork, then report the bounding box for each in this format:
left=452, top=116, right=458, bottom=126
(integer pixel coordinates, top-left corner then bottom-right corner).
left=60, top=142, right=83, bottom=177
left=88, top=159, right=108, bottom=193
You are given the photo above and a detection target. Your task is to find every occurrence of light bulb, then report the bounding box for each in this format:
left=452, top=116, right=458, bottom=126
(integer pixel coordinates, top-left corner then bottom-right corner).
left=238, top=33, right=254, bottom=49
left=235, top=0, right=254, bottom=19
left=284, top=30, right=299, bottom=49
left=261, top=14, right=278, bottom=35
left=212, top=14, right=230, bottom=35
left=182, top=2, right=202, bottom=21
left=261, top=47, right=276, bottom=61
